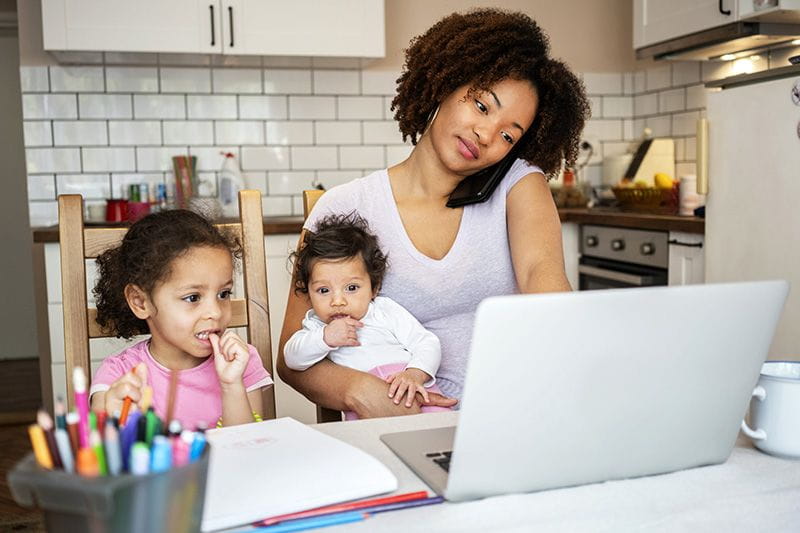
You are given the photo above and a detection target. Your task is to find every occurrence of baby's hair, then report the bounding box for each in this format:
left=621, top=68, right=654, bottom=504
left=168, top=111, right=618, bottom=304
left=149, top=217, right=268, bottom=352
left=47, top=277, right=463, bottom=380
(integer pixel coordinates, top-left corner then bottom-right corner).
left=93, top=209, right=241, bottom=339
left=291, top=212, right=387, bottom=295
left=391, top=8, right=590, bottom=178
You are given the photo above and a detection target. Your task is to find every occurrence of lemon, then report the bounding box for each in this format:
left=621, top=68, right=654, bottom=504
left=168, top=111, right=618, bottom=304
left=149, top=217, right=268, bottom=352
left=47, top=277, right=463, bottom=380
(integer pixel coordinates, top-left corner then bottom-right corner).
left=654, top=172, right=674, bottom=189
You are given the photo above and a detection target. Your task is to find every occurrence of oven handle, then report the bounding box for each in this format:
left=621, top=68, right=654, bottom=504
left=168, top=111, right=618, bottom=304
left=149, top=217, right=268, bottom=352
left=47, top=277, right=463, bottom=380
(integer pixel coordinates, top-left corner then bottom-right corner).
left=578, top=264, right=653, bottom=286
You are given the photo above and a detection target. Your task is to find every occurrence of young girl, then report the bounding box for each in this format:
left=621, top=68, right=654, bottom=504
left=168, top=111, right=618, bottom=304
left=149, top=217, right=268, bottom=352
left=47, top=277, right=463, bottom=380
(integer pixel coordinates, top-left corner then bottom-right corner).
left=284, top=213, right=449, bottom=416
left=89, top=209, right=272, bottom=429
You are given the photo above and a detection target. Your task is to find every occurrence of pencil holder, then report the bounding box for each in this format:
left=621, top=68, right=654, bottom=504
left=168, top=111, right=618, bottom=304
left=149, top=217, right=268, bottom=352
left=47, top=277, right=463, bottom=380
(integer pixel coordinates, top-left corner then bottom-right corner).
left=7, top=448, right=209, bottom=533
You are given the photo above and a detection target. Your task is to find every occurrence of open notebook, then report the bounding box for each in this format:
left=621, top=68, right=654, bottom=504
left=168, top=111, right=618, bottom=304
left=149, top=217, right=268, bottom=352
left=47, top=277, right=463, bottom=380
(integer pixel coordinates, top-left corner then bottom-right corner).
left=201, top=418, right=397, bottom=531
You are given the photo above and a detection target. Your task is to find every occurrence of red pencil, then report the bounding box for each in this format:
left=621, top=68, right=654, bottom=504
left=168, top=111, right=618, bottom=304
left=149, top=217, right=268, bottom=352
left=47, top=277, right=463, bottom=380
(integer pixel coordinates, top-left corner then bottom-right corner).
left=254, top=491, right=428, bottom=527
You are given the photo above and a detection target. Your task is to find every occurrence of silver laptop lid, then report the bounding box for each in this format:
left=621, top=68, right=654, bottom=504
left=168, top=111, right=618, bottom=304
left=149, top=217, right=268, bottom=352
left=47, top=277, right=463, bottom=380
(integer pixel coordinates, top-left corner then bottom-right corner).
left=445, top=281, right=788, bottom=501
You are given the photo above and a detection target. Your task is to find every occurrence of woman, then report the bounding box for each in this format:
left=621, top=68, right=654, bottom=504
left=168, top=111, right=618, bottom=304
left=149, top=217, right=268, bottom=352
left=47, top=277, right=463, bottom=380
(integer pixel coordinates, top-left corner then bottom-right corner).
left=278, top=9, right=589, bottom=418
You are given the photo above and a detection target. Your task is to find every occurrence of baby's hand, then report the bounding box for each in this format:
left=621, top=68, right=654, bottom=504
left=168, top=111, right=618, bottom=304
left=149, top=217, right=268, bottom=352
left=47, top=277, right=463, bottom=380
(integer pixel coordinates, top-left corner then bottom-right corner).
left=323, top=317, right=363, bottom=348
left=386, top=368, right=431, bottom=407
left=210, top=331, right=250, bottom=386
left=105, top=362, right=147, bottom=414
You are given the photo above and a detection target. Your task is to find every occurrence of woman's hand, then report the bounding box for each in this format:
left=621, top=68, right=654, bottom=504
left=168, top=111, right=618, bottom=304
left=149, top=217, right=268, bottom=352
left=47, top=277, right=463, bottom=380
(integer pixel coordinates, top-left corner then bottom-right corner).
left=346, top=371, right=457, bottom=418
left=101, top=362, right=148, bottom=415
left=210, top=331, right=250, bottom=386
left=323, top=317, right=363, bottom=347
left=386, top=368, right=430, bottom=407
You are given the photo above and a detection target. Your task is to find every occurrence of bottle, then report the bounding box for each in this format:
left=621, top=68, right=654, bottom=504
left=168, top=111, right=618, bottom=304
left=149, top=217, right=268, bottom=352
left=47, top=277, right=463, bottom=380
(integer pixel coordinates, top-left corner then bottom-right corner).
left=218, top=152, right=245, bottom=218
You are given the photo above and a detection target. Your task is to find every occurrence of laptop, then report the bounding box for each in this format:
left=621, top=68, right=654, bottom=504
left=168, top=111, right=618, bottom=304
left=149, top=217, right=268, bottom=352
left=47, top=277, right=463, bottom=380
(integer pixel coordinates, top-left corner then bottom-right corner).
left=381, top=281, right=789, bottom=501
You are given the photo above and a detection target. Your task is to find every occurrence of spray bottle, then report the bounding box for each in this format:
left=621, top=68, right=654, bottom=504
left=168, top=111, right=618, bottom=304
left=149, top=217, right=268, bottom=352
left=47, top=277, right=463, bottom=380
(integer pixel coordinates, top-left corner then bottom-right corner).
left=218, top=152, right=245, bottom=217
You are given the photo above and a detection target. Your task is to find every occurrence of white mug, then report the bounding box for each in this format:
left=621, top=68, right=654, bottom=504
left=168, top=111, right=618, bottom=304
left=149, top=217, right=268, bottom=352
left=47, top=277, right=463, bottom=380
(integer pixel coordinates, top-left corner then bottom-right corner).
left=740, top=361, right=800, bottom=459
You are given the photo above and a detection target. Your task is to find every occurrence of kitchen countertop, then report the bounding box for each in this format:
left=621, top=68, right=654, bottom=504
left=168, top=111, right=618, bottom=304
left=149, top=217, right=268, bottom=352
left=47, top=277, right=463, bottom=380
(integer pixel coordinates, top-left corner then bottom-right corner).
left=31, top=209, right=704, bottom=243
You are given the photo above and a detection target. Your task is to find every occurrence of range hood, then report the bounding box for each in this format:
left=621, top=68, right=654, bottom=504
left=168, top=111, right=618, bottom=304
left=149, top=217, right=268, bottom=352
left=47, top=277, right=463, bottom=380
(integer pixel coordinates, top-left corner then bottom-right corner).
left=636, top=21, right=800, bottom=61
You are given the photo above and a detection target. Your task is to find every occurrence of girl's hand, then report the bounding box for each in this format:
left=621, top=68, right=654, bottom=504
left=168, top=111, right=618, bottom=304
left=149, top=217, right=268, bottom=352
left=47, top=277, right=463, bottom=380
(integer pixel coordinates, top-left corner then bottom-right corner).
left=104, top=362, right=147, bottom=414
left=210, top=331, right=250, bottom=386
left=386, top=368, right=430, bottom=408
left=323, top=317, right=363, bottom=348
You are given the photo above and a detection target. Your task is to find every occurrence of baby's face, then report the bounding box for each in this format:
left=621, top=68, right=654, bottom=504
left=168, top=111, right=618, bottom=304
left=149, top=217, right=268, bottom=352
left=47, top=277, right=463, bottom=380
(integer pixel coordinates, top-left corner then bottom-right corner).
left=307, top=256, right=375, bottom=323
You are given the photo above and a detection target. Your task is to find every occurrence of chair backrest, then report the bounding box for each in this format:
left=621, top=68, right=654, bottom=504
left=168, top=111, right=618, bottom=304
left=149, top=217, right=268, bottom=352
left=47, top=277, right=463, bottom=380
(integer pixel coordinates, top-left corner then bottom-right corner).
left=58, top=191, right=275, bottom=419
left=301, top=189, right=343, bottom=423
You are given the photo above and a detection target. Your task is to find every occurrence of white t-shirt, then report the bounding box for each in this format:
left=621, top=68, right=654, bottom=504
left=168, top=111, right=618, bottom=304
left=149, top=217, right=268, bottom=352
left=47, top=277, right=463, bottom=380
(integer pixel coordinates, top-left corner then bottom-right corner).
left=305, top=159, right=542, bottom=400
left=284, top=296, right=440, bottom=385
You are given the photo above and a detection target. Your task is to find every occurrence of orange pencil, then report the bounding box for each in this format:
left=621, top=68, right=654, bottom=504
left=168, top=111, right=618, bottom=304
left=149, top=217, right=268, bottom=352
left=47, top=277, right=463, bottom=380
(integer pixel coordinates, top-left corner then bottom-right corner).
left=76, top=447, right=99, bottom=477
left=28, top=424, right=53, bottom=469
left=119, top=396, right=133, bottom=426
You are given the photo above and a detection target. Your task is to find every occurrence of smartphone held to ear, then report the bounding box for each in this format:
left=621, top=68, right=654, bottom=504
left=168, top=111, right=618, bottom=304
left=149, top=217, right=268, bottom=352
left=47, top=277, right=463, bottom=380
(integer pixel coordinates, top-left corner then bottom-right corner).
left=446, top=145, right=521, bottom=208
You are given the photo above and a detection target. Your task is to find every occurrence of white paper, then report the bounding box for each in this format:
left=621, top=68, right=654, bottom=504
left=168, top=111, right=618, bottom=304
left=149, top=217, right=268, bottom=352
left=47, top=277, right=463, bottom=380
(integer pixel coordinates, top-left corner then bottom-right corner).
left=201, top=417, right=398, bottom=531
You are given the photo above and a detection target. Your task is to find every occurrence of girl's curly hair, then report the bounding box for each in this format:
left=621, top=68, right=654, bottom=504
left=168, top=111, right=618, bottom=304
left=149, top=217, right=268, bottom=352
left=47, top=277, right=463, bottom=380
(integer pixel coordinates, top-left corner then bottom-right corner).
left=291, top=213, right=387, bottom=295
left=93, top=210, right=241, bottom=339
left=392, top=8, right=590, bottom=178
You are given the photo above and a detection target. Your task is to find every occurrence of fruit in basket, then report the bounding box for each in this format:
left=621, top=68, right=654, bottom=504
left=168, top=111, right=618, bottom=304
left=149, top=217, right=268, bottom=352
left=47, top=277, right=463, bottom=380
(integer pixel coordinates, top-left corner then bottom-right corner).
left=634, top=180, right=648, bottom=188
left=654, top=172, right=675, bottom=189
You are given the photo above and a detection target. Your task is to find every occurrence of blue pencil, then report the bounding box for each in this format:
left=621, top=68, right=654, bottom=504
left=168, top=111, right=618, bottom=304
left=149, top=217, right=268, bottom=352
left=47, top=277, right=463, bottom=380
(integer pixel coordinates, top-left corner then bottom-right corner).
left=251, top=511, right=367, bottom=532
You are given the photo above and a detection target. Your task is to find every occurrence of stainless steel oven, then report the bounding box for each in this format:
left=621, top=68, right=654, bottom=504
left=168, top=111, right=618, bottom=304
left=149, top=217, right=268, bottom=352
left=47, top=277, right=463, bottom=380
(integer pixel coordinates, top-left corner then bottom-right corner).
left=579, top=225, right=668, bottom=290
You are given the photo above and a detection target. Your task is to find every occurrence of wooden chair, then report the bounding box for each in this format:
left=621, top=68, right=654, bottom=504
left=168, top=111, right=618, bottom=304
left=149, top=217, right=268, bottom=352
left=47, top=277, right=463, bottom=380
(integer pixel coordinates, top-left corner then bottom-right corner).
left=57, top=190, right=276, bottom=419
left=300, top=189, right=343, bottom=423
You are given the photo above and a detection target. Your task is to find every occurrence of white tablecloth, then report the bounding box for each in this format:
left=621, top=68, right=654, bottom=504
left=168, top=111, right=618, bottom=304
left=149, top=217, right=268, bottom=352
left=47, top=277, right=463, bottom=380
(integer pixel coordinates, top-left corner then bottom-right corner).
left=310, top=412, right=800, bottom=532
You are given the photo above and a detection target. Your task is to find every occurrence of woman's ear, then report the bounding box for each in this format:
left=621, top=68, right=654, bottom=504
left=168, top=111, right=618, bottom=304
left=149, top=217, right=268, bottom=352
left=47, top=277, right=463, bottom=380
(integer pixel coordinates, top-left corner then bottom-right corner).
left=124, top=284, right=152, bottom=320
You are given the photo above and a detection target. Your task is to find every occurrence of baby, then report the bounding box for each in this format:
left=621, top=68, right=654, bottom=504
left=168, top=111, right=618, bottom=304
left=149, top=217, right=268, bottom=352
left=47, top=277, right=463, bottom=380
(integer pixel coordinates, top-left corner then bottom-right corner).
left=284, top=213, right=448, bottom=417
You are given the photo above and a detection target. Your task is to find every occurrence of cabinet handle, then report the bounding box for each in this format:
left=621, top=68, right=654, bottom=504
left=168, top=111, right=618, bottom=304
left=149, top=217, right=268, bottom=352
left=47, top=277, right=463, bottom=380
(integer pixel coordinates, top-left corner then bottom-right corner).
left=209, top=5, right=215, bottom=46
left=228, top=6, right=234, bottom=47
left=718, top=0, right=731, bottom=16
left=668, top=239, right=703, bottom=248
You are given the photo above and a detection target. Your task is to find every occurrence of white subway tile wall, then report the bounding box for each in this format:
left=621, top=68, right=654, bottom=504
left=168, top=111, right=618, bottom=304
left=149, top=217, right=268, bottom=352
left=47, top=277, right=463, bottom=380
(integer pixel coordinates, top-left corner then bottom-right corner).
left=23, top=59, right=728, bottom=225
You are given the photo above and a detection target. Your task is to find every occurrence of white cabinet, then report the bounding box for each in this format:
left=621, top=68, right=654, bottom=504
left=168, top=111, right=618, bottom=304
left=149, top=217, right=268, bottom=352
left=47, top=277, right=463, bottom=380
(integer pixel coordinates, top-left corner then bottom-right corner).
left=633, top=0, right=737, bottom=48
left=43, top=0, right=222, bottom=54
left=668, top=231, right=705, bottom=286
left=42, top=0, right=385, bottom=58
left=739, top=0, right=800, bottom=21
left=561, top=222, right=580, bottom=291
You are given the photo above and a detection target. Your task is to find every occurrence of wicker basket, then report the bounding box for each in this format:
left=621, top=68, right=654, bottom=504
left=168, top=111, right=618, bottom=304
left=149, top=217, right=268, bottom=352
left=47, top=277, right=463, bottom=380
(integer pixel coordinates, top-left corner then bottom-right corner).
left=612, top=184, right=679, bottom=214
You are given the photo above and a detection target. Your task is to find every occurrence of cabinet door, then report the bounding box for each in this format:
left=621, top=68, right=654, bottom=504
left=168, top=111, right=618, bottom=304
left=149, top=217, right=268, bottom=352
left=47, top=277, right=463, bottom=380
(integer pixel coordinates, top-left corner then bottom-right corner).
left=42, top=0, right=222, bottom=54
left=561, top=223, right=580, bottom=291
left=668, top=232, right=705, bottom=286
left=221, top=0, right=384, bottom=57
left=633, top=0, right=737, bottom=48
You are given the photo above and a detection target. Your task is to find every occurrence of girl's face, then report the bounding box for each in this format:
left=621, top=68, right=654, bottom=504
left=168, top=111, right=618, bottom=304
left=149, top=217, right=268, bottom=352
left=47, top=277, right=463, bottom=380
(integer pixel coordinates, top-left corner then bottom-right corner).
left=428, top=78, right=538, bottom=177
left=134, top=245, right=234, bottom=366
left=307, top=256, right=376, bottom=324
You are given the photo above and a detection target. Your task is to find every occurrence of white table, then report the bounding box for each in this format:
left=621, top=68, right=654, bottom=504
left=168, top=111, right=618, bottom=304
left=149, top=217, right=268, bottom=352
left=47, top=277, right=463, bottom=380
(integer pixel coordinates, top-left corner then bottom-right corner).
left=310, top=412, right=800, bottom=532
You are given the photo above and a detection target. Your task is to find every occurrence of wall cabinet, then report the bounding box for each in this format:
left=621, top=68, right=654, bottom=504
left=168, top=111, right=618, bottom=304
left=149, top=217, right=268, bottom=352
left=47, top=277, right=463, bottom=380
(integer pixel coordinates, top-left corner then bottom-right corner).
left=668, top=231, right=705, bottom=286
left=633, top=0, right=737, bottom=49
left=42, top=0, right=385, bottom=58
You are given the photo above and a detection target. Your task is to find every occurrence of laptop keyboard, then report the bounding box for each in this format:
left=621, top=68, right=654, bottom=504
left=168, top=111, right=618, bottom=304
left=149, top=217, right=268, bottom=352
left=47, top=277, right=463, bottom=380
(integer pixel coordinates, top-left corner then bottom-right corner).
left=425, top=450, right=452, bottom=472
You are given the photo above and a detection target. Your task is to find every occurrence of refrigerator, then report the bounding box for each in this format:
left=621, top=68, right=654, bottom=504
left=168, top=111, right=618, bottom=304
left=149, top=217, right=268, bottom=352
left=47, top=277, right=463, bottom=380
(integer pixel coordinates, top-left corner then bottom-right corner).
left=705, top=74, right=800, bottom=358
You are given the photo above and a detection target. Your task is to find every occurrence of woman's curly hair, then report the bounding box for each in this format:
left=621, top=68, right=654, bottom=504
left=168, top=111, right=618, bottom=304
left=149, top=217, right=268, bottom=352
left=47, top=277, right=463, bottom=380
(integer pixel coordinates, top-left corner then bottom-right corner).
left=392, top=8, right=590, bottom=178
left=93, top=210, right=241, bottom=339
left=291, top=213, right=388, bottom=295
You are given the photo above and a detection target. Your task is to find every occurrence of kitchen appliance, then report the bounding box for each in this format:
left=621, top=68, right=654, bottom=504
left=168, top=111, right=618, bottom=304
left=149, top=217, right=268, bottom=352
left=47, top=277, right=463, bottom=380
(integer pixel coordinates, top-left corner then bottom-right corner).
left=578, top=225, right=668, bottom=290
left=704, top=72, right=800, bottom=358
left=624, top=138, right=675, bottom=186
left=637, top=22, right=800, bottom=61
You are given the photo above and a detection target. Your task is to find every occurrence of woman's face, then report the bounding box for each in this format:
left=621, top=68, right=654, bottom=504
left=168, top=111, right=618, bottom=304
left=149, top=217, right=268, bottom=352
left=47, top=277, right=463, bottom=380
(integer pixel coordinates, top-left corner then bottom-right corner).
left=428, top=78, right=538, bottom=176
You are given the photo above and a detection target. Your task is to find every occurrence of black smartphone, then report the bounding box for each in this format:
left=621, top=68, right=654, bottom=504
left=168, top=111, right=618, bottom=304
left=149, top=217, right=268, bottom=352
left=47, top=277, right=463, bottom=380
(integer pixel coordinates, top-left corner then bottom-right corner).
left=446, top=144, right=521, bottom=208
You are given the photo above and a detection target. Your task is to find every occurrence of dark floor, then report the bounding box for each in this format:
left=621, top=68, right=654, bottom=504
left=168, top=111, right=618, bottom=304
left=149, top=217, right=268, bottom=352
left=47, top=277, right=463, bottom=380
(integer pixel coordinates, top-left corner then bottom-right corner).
left=0, top=424, right=45, bottom=532
left=0, top=359, right=46, bottom=531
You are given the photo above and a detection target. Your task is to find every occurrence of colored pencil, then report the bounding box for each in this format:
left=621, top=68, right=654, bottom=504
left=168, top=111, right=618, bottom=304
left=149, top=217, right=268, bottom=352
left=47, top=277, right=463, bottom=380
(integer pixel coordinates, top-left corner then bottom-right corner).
left=253, top=511, right=367, bottom=532
left=119, top=396, right=133, bottom=426
left=255, top=491, right=428, bottom=526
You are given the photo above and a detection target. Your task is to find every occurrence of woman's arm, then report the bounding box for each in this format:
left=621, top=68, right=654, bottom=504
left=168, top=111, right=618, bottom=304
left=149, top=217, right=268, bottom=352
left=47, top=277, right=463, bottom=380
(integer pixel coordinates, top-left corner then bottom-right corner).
left=278, top=234, right=439, bottom=417
left=507, top=172, right=572, bottom=294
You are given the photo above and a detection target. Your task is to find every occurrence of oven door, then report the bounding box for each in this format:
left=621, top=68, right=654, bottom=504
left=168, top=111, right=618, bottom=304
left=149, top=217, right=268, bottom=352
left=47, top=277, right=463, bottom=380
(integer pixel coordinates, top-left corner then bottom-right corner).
left=578, top=256, right=668, bottom=290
